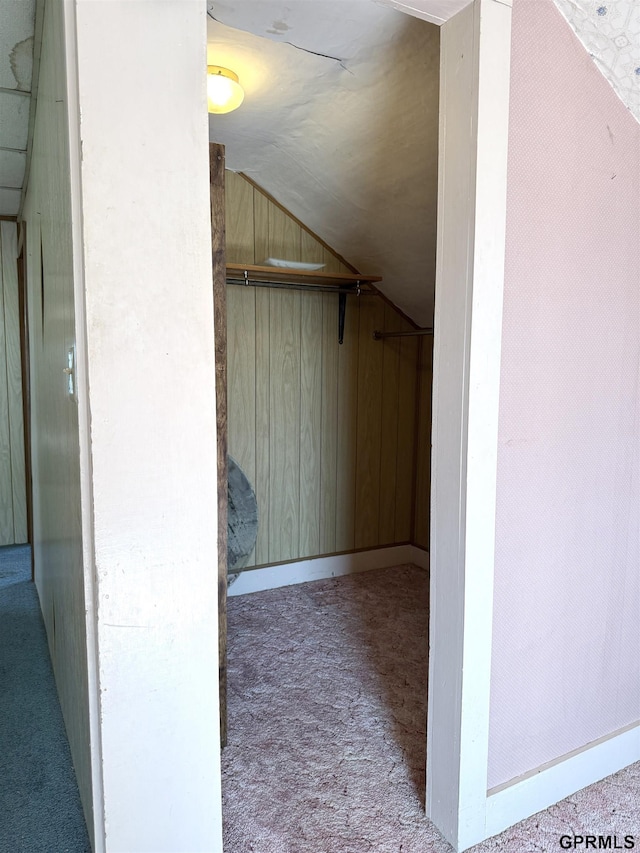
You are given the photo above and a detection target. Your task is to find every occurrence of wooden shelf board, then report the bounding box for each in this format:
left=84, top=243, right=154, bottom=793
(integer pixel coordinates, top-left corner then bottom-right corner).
left=226, top=263, right=382, bottom=288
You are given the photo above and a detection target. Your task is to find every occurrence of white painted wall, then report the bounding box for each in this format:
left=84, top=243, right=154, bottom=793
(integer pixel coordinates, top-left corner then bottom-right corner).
left=426, top=0, right=512, bottom=849
left=21, top=0, right=95, bottom=841
left=0, top=221, right=27, bottom=546
left=383, top=0, right=472, bottom=26
left=72, top=0, right=223, bottom=849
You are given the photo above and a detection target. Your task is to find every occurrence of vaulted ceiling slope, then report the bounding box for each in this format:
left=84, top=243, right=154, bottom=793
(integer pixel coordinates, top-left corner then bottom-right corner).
left=0, top=0, right=36, bottom=216
left=208, top=1, right=441, bottom=327
left=1, top=0, right=637, bottom=311
left=209, top=0, right=640, bottom=326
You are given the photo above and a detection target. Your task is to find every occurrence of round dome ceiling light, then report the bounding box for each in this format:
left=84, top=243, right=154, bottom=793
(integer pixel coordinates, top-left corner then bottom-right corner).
left=207, top=65, right=245, bottom=114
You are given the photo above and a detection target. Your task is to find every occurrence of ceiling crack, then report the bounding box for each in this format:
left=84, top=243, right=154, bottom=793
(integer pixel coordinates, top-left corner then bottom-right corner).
left=206, top=8, right=353, bottom=74
left=283, top=41, right=354, bottom=74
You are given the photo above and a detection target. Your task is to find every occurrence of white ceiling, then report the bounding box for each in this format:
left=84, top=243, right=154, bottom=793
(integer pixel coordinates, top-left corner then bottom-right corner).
left=0, top=0, right=637, bottom=321
left=208, top=1, right=441, bottom=326
left=0, top=0, right=35, bottom=216
left=208, top=0, right=640, bottom=324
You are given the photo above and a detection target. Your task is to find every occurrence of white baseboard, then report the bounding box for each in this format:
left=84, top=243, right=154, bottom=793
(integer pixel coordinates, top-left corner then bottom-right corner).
left=228, top=544, right=429, bottom=597
left=484, top=721, right=640, bottom=842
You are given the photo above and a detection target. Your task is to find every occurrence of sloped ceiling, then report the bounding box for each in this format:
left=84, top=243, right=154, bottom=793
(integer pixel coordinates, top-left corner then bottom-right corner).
left=208, top=0, right=640, bottom=326
left=208, top=1, right=441, bottom=327
left=0, top=0, right=637, bottom=305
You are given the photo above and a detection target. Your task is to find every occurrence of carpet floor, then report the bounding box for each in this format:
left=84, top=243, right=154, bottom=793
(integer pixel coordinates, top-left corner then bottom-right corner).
left=0, top=545, right=91, bottom=853
left=221, top=564, right=640, bottom=852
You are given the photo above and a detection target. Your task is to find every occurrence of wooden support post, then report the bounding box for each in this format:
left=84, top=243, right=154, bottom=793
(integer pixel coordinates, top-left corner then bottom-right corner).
left=210, top=142, right=228, bottom=747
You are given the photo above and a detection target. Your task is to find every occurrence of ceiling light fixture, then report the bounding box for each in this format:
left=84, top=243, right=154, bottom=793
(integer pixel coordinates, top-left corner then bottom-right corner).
left=207, top=65, right=245, bottom=114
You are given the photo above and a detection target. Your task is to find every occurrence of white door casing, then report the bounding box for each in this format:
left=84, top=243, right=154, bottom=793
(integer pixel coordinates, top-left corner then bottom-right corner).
left=427, top=0, right=640, bottom=849
left=427, top=0, right=512, bottom=848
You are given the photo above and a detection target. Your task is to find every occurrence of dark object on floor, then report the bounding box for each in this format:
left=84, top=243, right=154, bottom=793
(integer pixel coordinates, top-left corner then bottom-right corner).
left=227, top=455, right=258, bottom=586
left=0, top=545, right=91, bottom=853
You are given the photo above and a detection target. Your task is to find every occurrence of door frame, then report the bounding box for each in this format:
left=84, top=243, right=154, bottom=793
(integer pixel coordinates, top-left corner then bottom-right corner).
left=16, top=223, right=35, bottom=576
left=425, top=0, right=512, bottom=848
left=394, top=1, right=640, bottom=850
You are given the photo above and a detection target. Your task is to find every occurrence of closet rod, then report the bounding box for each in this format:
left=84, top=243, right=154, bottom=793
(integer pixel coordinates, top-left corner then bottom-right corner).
left=373, top=328, right=433, bottom=340
left=227, top=278, right=372, bottom=295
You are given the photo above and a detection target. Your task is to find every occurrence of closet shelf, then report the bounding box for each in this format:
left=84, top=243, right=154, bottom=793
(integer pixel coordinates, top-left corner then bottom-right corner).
left=226, top=264, right=382, bottom=345
left=373, top=328, right=433, bottom=340
left=226, top=263, right=381, bottom=291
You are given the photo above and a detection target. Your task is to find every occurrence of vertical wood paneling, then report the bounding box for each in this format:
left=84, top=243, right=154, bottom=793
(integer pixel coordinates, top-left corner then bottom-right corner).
left=378, top=304, right=402, bottom=545
left=299, top=293, right=322, bottom=557
left=253, top=190, right=270, bottom=565
left=227, top=287, right=256, bottom=490
left=325, top=240, right=359, bottom=560
left=300, top=230, right=323, bottom=267
left=268, top=189, right=302, bottom=561
left=319, top=293, right=338, bottom=553
left=268, top=290, right=301, bottom=561
left=335, top=296, right=360, bottom=552
left=414, top=336, right=433, bottom=549
left=268, top=201, right=301, bottom=263
left=253, top=288, right=270, bottom=566
left=298, top=231, right=324, bottom=557
left=2, top=224, right=27, bottom=544
left=225, top=171, right=431, bottom=566
left=354, top=296, right=385, bottom=549
left=225, top=171, right=254, bottom=265
left=26, top=216, right=41, bottom=555
left=0, top=229, right=14, bottom=545
left=223, top=168, right=256, bottom=519
left=322, top=246, right=347, bottom=276
left=319, top=248, right=342, bottom=554
left=322, top=245, right=353, bottom=277
left=253, top=188, right=269, bottom=262
left=396, top=330, right=419, bottom=543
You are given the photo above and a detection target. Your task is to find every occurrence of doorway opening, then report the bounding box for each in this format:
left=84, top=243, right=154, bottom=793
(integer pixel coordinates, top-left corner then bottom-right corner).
left=0, top=221, right=31, bottom=558
left=209, top=3, right=439, bottom=848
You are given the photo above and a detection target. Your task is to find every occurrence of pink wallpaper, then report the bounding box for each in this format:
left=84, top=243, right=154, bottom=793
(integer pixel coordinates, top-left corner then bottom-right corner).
left=488, top=0, right=640, bottom=789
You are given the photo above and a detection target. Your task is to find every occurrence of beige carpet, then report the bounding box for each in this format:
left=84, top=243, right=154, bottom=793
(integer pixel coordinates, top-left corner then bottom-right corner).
left=221, top=565, right=639, bottom=851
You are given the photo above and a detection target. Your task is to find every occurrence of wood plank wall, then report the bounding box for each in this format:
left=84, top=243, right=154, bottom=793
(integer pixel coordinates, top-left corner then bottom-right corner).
left=0, top=221, right=27, bottom=547
left=226, top=171, right=430, bottom=566
left=413, top=336, right=433, bottom=550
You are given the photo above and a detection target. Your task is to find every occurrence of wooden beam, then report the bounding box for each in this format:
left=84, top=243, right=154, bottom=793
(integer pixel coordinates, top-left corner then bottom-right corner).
left=210, top=142, right=228, bottom=747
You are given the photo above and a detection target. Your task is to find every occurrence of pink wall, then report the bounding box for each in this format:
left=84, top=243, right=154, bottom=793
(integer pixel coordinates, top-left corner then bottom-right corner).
left=488, top=0, right=640, bottom=789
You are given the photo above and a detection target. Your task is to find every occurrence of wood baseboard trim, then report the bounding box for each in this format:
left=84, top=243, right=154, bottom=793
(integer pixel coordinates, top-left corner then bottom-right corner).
left=228, top=544, right=429, bottom=597
left=484, top=722, right=640, bottom=842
